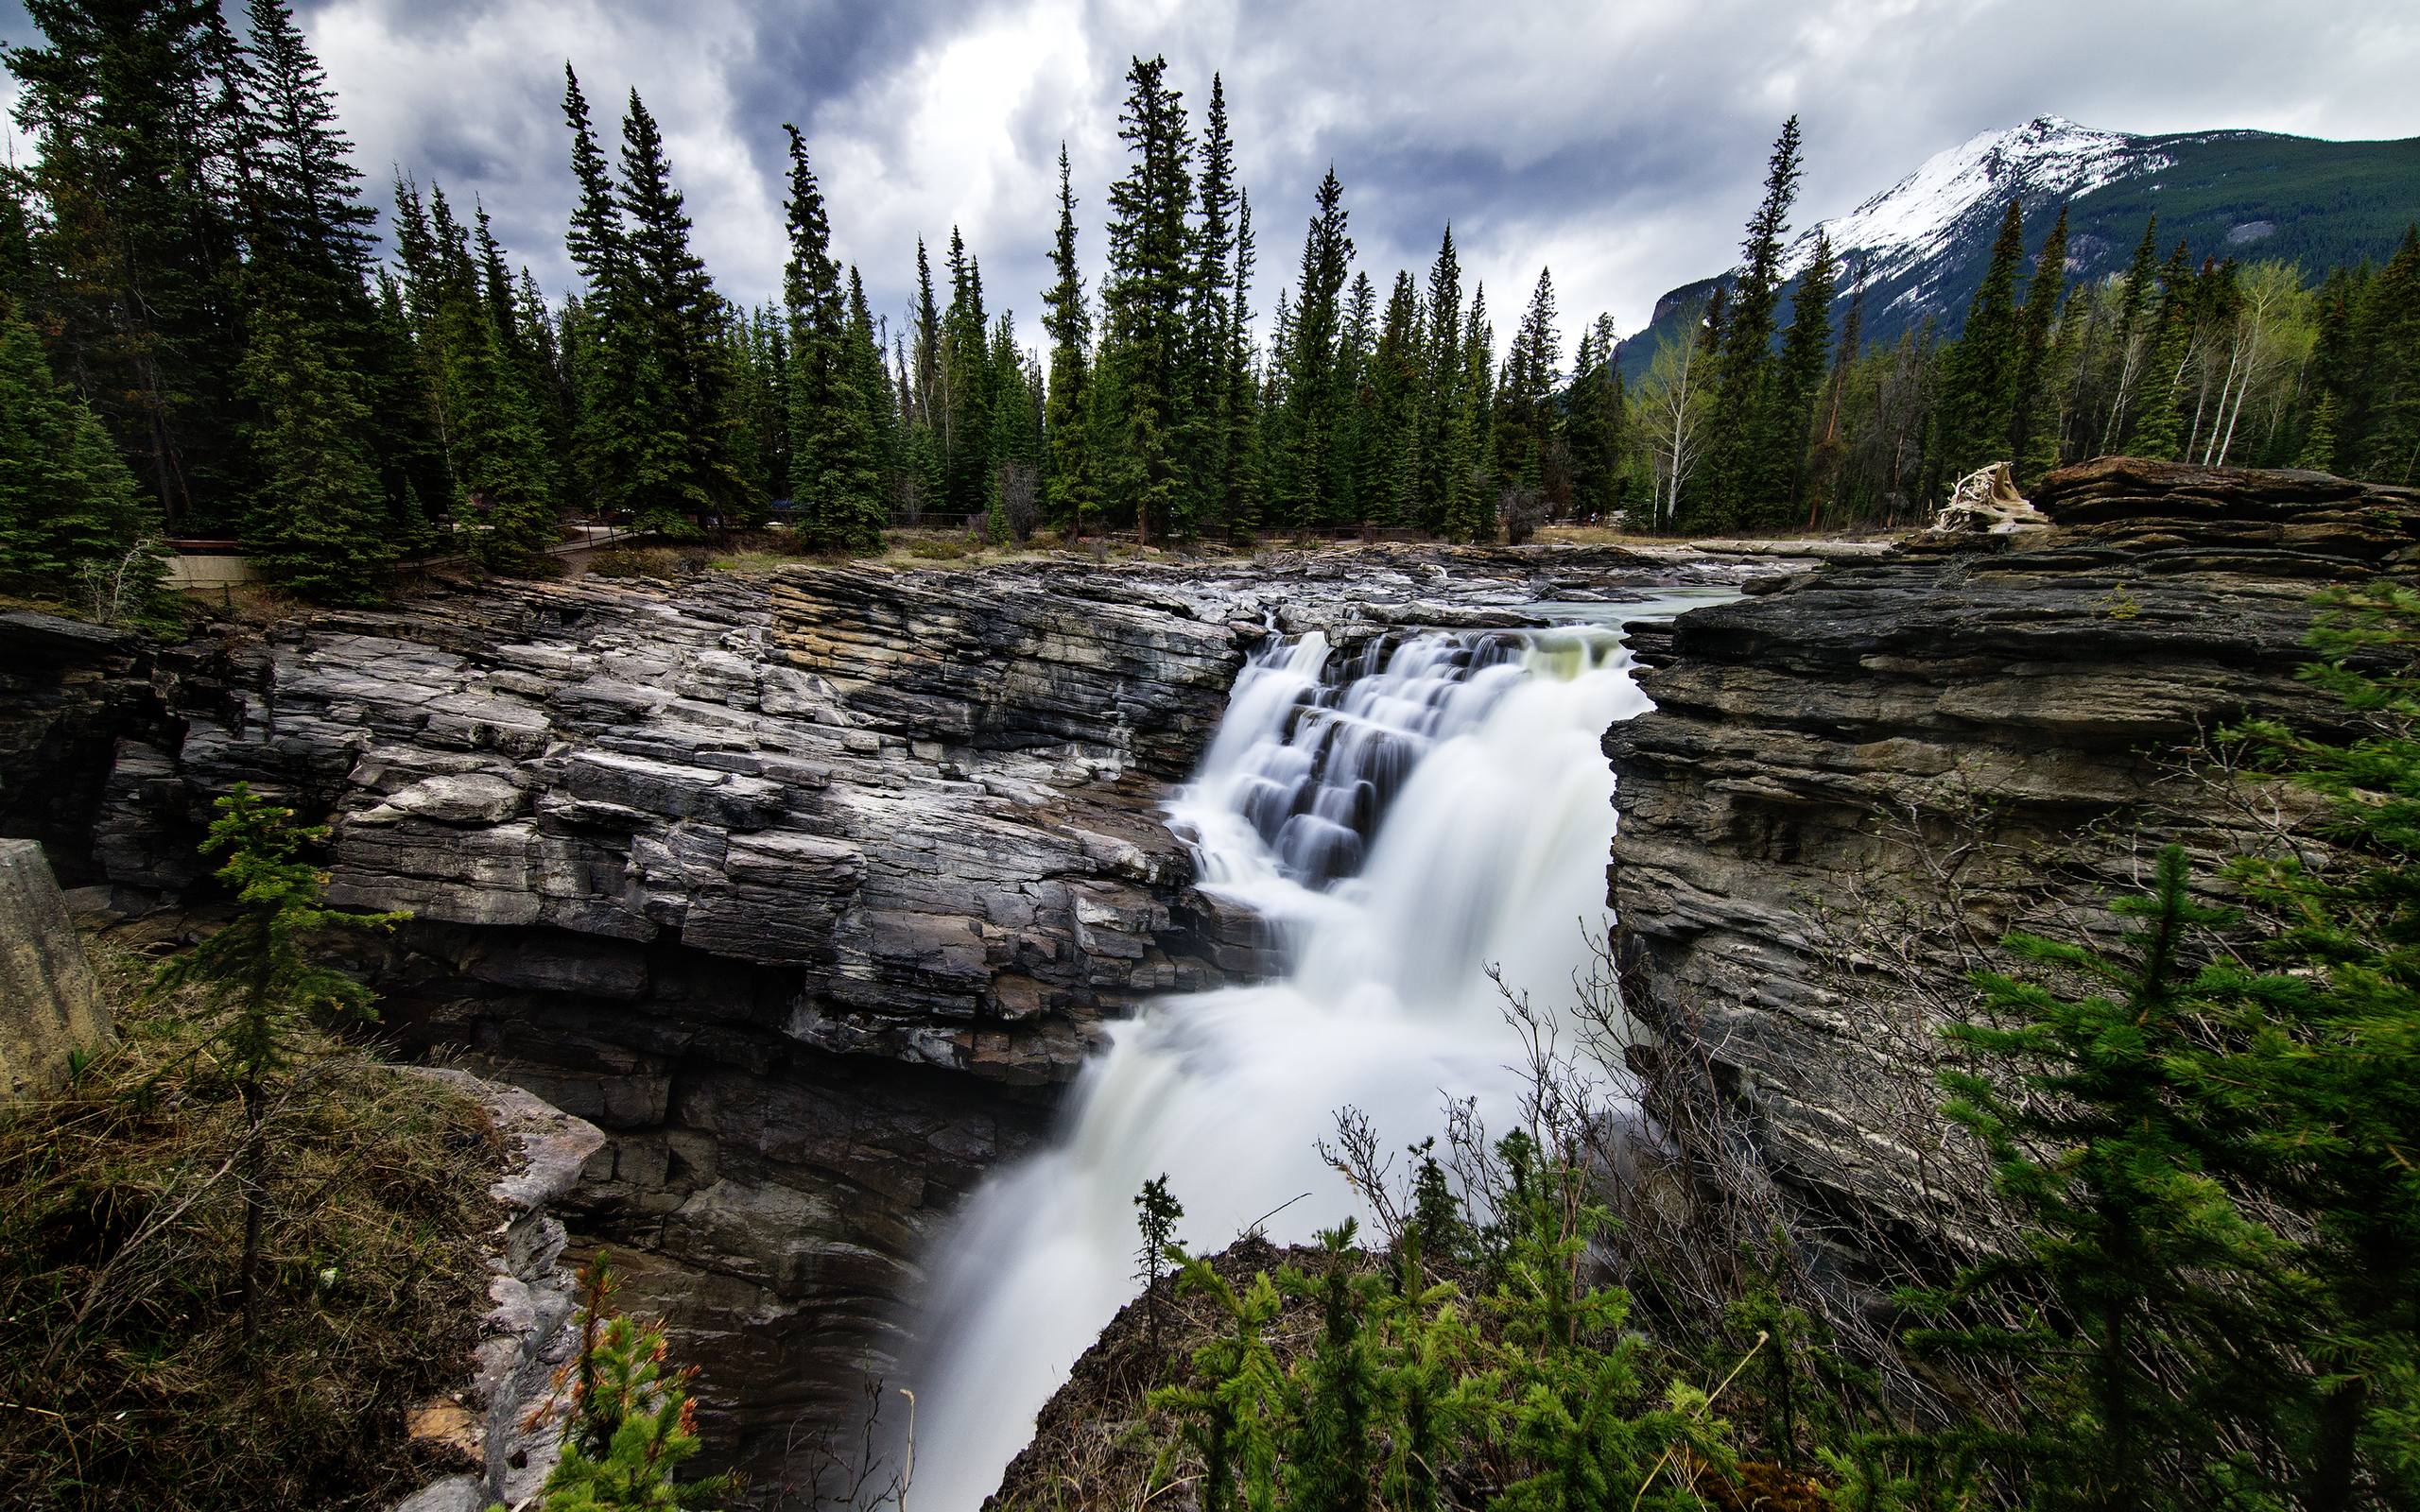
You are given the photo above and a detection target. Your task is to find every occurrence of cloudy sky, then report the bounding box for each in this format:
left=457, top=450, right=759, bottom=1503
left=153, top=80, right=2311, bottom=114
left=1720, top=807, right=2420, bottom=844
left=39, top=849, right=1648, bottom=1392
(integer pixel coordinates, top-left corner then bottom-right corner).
left=4, top=0, right=2416, bottom=362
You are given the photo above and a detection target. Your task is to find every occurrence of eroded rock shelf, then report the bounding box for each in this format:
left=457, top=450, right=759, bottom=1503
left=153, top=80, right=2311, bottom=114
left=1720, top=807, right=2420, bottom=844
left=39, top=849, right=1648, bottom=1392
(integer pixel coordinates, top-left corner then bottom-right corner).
left=3, top=542, right=1743, bottom=1477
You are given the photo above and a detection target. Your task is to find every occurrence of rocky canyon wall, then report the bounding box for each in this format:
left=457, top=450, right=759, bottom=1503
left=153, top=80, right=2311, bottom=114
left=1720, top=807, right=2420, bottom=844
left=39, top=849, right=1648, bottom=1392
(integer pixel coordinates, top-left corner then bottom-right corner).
left=1, top=543, right=1732, bottom=1484
left=1604, top=458, right=2420, bottom=1251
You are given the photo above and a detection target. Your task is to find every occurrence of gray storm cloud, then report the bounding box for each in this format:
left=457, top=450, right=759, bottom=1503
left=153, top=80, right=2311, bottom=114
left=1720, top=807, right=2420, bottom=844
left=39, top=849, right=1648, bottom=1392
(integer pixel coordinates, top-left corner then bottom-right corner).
left=4, top=0, right=2414, bottom=361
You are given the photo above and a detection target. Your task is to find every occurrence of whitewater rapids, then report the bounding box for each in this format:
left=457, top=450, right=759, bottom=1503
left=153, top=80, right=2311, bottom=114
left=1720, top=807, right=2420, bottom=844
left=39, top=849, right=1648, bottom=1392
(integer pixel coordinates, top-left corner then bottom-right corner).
left=904, top=596, right=1710, bottom=1508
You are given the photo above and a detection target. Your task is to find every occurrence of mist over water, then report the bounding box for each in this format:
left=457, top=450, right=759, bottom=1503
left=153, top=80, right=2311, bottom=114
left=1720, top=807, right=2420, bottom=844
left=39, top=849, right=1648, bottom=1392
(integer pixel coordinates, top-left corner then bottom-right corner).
left=906, top=600, right=1704, bottom=1509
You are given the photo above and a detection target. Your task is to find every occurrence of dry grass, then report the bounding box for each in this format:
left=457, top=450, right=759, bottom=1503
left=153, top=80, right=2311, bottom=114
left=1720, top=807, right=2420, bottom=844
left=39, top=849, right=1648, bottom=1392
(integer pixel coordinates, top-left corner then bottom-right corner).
left=0, top=944, right=501, bottom=1511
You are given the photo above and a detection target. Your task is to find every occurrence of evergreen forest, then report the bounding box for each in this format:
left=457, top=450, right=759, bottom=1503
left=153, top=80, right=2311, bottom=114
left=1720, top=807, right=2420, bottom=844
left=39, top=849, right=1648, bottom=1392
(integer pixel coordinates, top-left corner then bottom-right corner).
left=6, top=7, right=2420, bottom=610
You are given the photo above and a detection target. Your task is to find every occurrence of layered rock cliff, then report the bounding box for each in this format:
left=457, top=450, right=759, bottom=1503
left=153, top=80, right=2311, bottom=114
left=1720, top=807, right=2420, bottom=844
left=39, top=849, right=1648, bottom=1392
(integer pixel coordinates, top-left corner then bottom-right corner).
left=3, top=541, right=1742, bottom=1481
left=1604, top=458, right=2420, bottom=1243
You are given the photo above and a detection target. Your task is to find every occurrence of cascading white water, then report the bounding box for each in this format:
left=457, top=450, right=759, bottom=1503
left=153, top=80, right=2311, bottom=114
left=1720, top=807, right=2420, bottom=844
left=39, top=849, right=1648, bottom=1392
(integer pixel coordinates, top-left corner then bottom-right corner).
left=906, top=599, right=1707, bottom=1509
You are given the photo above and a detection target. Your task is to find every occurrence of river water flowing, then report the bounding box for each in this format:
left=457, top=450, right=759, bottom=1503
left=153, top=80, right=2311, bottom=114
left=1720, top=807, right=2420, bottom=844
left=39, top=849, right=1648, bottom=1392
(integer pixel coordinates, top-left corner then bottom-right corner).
left=905, top=593, right=1720, bottom=1508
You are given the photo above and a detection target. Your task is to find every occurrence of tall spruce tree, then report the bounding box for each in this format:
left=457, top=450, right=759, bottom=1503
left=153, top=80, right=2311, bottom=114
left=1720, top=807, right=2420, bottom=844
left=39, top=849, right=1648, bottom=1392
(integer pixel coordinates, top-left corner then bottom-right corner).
left=1692, top=115, right=1802, bottom=532
left=1411, top=226, right=1465, bottom=535
left=0, top=297, right=160, bottom=609
left=1222, top=190, right=1262, bottom=540
left=1360, top=272, right=1425, bottom=527
left=1494, top=266, right=1562, bottom=495
left=558, top=65, right=670, bottom=520
left=1101, top=55, right=1192, bottom=543
left=422, top=185, right=557, bottom=572
left=1805, top=258, right=1866, bottom=527
left=780, top=124, right=880, bottom=549
left=235, top=302, right=391, bottom=601
left=1042, top=146, right=1098, bottom=536
left=9, top=0, right=252, bottom=529
left=1184, top=74, right=1241, bottom=534
left=1940, top=197, right=2029, bottom=476
left=940, top=228, right=994, bottom=519
left=2009, top=204, right=2070, bottom=484
left=238, top=0, right=376, bottom=302
left=845, top=267, right=897, bottom=511
left=1564, top=313, right=1628, bottom=524
left=1332, top=270, right=1376, bottom=523
left=234, top=0, right=430, bottom=586
left=1444, top=284, right=1495, bottom=541
left=902, top=240, right=943, bottom=516
left=1752, top=232, right=1835, bottom=527
left=2130, top=241, right=2196, bottom=463
left=2351, top=229, right=2420, bottom=484
left=616, top=89, right=745, bottom=523
left=2101, top=217, right=2161, bottom=452
left=1271, top=167, right=1353, bottom=534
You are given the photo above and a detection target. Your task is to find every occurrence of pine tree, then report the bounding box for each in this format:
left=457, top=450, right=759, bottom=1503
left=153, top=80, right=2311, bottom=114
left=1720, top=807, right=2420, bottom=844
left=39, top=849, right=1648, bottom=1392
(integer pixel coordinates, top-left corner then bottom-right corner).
left=616, top=90, right=745, bottom=524
left=448, top=315, right=561, bottom=574
left=845, top=267, right=897, bottom=518
left=2101, top=217, right=2162, bottom=452
left=780, top=125, right=880, bottom=550
left=1915, top=846, right=2293, bottom=1507
left=1360, top=272, right=1425, bottom=527
left=1273, top=167, right=1354, bottom=534
left=1222, top=190, right=1263, bottom=541
left=2130, top=242, right=2196, bottom=463
left=237, top=0, right=376, bottom=305
left=2351, top=229, right=2420, bottom=484
left=0, top=297, right=162, bottom=610
left=359, top=271, right=448, bottom=553
left=526, top=1259, right=733, bottom=1510
left=1742, top=232, right=1833, bottom=528
left=154, top=785, right=404, bottom=1338
left=1411, top=226, right=1465, bottom=534
left=2225, top=585, right=2420, bottom=1509
left=1940, top=197, right=2028, bottom=476
left=939, top=228, right=994, bottom=520
left=2009, top=204, right=2070, bottom=484
left=1695, top=116, right=1803, bottom=532
left=10, top=0, right=253, bottom=528
left=1184, top=74, right=1242, bottom=534
left=1134, top=1174, right=1184, bottom=1349
left=2300, top=394, right=2342, bottom=472
left=236, top=301, right=394, bottom=601
left=1101, top=55, right=1193, bottom=543
left=557, top=65, right=662, bottom=521
left=1333, top=270, right=1376, bottom=524
left=1042, top=146, right=1098, bottom=536
left=1494, top=266, right=1562, bottom=497
left=418, top=183, right=558, bottom=572
left=1444, top=285, right=1495, bottom=541
left=1564, top=313, right=1628, bottom=524
left=2301, top=265, right=2359, bottom=473
left=1287, top=1223, right=1378, bottom=1512
left=1805, top=257, right=1866, bottom=528
left=0, top=162, right=33, bottom=307
left=909, top=238, right=942, bottom=433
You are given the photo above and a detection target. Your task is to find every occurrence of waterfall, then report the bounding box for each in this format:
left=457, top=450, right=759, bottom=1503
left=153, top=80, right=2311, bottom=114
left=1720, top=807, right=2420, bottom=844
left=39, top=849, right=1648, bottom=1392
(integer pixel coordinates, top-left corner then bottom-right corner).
left=904, top=598, right=1705, bottom=1509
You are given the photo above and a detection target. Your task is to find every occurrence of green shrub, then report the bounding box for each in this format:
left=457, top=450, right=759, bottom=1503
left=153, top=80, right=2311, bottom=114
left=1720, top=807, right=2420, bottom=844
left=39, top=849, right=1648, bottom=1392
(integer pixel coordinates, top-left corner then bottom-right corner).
left=0, top=954, right=496, bottom=1509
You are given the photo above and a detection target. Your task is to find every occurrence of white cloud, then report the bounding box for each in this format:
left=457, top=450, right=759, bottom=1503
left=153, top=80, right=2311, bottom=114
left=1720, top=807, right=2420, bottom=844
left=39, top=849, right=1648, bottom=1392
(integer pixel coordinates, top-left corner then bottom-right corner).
left=5, top=0, right=2416, bottom=368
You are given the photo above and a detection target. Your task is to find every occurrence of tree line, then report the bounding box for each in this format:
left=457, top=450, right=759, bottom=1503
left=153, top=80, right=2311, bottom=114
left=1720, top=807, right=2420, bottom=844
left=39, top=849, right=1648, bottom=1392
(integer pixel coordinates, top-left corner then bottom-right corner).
left=1643, top=120, right=2420, bottom=533
left=6, top=6, right=2419, bottom=610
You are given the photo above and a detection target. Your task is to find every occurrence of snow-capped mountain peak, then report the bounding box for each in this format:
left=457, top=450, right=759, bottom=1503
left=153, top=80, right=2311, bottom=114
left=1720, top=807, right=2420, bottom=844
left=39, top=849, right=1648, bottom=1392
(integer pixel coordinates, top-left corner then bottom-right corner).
left=1782, top=115, right=2163, bottom=282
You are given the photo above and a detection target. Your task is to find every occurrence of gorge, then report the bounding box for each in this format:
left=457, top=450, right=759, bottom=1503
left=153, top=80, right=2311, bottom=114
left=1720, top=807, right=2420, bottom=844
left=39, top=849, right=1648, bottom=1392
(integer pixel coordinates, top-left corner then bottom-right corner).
left=5, top=459, right=2413, bottom=1506
left=0, top=541, right=1755, bottom=1491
